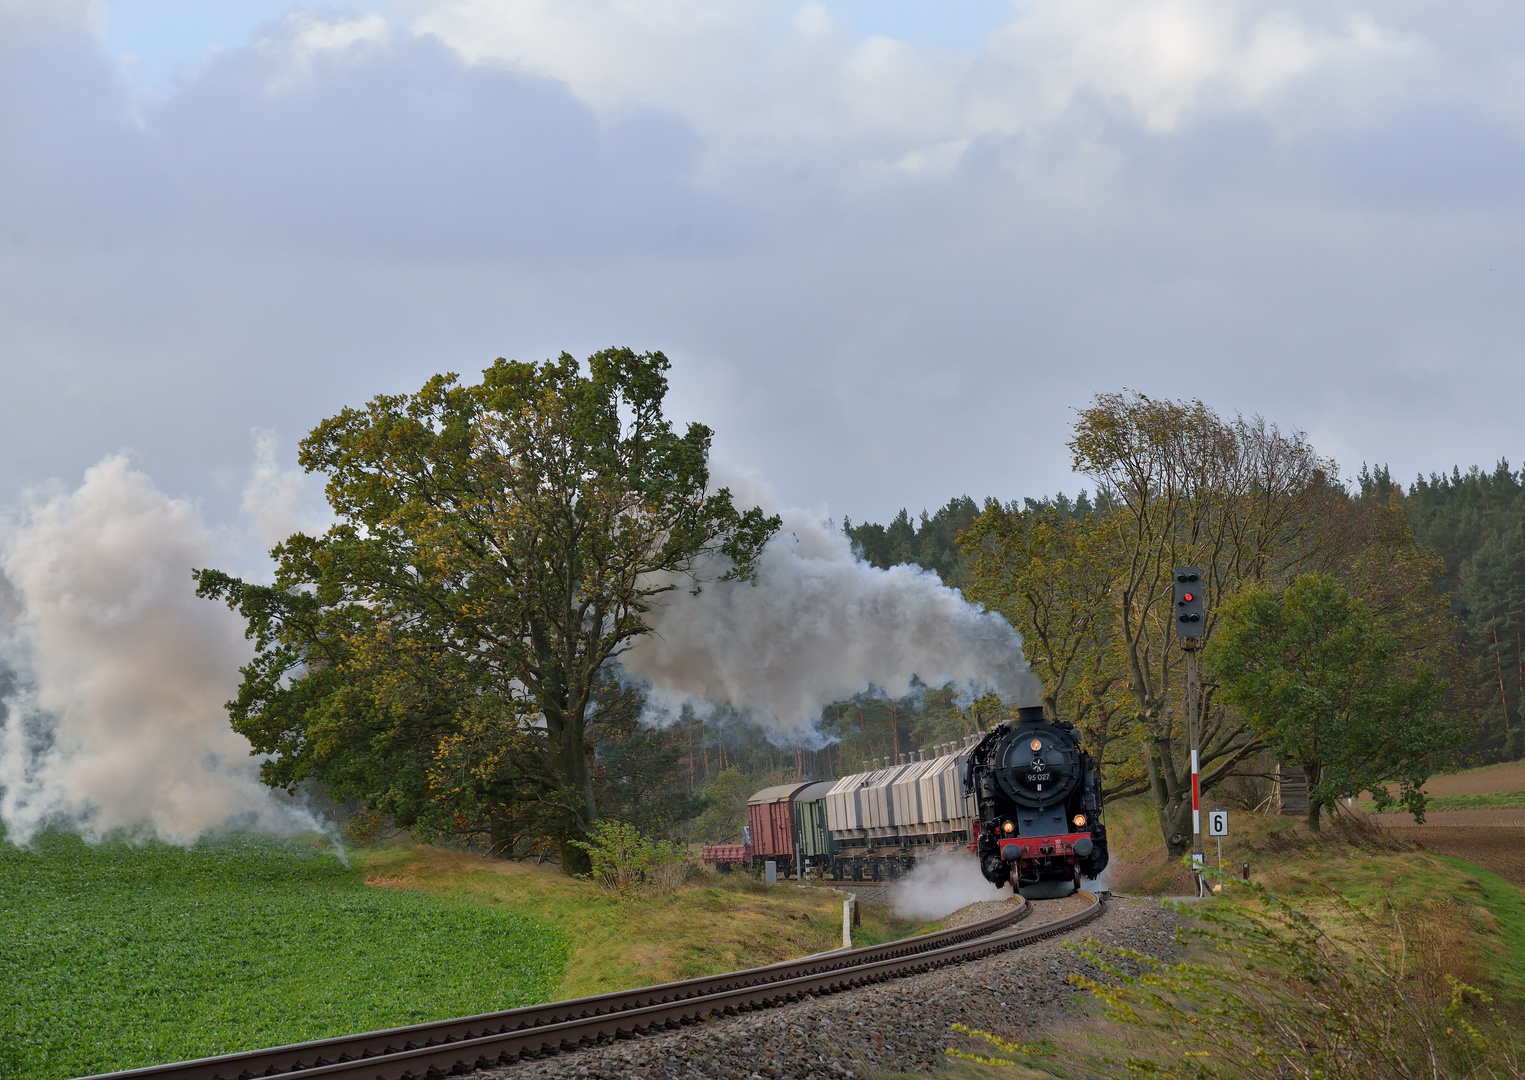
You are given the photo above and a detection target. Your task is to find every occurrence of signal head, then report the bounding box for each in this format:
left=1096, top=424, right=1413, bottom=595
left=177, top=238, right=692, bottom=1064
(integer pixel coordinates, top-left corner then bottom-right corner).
left=1172, top=566, right=1205, bottom=639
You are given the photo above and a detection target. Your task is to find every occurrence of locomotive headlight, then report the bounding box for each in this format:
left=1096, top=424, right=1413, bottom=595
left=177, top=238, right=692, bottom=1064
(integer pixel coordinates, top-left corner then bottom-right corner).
left=1073, top=814, right=1087, bottom=828
left=1002, top=820, right=1015, bottom=834
left=1029, top=738, right=1043, bottom=751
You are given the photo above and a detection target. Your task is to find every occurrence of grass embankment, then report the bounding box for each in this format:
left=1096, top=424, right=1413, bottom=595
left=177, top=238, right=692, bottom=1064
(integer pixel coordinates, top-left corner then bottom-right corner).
left=0, top=831, right=566, bottom=1080
left=358, top=841, right=929, bottom=999
left=1105, top=796, right=1525, bottom=995
left=909, top=796, right=1525, bottom=1079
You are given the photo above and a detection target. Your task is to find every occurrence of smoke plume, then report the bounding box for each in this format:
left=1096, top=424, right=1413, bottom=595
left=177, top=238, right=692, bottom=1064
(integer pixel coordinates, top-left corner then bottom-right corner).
left=0, top=454, right=322, bottom=845
left=619, top=480, right=1041, bottom=743
left=889, top=853, right=1010, bottom=920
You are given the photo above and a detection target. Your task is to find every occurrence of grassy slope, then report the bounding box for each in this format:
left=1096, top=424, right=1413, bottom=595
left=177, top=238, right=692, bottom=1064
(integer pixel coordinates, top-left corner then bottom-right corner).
left=885, top=799, right=1525, bottom=1079
left=0, top=832, right=567, bottom=1080
left=358, top=841, right=932, bottom=999
left=1105, top=795, right=1525, bottom=996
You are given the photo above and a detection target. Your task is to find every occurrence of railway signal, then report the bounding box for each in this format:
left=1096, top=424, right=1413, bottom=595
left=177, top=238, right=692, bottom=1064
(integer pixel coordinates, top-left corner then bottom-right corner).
left=1173, top=566, right=1204, bottom=639
left=1174, top=566, right=1207, bottom=888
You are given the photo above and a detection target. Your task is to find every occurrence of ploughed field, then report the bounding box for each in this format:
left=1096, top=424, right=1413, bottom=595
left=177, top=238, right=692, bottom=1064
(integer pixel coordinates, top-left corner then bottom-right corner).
left=1382, top=826, right=1525, bottom=888
left=0, top=832, right=568, bottom=1080
left=1424, top=760, right=1525, bottom=797
left=1367, top=759, right=1525, bottom=830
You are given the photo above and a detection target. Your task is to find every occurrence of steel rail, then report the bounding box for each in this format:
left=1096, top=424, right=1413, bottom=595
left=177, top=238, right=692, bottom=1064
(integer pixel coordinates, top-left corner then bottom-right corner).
left=84, top=892, right=1102, bottom=1080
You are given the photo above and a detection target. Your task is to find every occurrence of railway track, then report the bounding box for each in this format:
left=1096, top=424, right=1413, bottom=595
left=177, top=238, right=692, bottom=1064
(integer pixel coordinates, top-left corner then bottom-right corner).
left=88, top=891, right=1104, bottom=1080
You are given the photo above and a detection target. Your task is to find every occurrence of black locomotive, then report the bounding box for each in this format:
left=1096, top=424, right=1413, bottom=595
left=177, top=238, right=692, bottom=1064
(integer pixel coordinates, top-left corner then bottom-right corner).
left=966, top=705, right=1109, bottom=897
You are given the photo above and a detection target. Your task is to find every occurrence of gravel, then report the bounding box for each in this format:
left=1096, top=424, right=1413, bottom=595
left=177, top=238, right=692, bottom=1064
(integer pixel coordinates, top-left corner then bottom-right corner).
left=477, top=896, right=1178, bottom=1080
left=936, top=894, right=1024, bottom=930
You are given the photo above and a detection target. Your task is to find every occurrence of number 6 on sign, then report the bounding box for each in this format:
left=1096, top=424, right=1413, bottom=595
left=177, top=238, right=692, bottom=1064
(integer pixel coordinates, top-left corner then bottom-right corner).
left=1207, top=810, right=1229, bottom=836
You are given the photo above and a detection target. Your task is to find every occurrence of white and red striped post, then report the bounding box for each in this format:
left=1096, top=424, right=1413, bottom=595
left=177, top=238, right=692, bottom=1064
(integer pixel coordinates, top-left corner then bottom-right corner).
left=1186, top=641, right=1204, bottom=891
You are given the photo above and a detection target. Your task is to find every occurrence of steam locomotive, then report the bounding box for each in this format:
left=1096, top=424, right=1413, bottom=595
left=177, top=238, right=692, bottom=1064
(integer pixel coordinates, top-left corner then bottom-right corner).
left=967, top=705, right=1108, bottom=898
left=702, top=705, right=1108, bottom=899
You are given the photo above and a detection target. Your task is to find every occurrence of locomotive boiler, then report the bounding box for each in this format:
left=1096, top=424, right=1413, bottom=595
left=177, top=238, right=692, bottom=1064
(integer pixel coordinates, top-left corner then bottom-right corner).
left=966, top=705, right=1108, bottom=897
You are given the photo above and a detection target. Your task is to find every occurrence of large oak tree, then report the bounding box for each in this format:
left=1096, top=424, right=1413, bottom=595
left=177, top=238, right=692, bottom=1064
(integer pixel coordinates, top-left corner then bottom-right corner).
left=198, top=349, right=778, bottom=870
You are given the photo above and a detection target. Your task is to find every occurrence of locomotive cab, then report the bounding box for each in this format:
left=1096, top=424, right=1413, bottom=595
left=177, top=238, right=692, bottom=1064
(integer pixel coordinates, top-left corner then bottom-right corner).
left=968, top=705, right=1109, bottom=898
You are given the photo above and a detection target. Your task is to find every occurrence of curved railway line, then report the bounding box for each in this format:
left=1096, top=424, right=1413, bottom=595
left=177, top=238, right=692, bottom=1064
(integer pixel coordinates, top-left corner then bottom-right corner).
left=90, top=891, right=1104, bottom=1080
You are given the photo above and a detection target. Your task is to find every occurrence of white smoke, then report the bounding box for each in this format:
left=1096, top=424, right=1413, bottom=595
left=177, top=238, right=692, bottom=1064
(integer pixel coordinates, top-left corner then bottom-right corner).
left=890, top=852, right=1010, bottom=921
left=619, top=475, right=1041, bottom=743
left=0, top=454, right=324, bottom=845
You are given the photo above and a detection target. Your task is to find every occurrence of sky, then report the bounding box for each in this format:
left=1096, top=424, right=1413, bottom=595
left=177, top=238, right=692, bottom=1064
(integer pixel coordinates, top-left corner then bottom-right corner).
left=4, top=0, right=1525, bottom=531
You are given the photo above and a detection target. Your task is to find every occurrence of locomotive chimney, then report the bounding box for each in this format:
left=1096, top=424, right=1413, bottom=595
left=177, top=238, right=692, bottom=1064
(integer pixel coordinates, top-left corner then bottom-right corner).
left=1017, top=705, right=1045, bottom=723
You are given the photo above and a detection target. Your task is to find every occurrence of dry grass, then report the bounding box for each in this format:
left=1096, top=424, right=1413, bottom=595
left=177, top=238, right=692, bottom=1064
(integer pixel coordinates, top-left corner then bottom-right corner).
left=358, top=841, right=930, bottom=999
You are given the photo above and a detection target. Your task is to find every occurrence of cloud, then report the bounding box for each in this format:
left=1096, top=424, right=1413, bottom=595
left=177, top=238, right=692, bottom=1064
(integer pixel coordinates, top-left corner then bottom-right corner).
left=1, top=0, right=1525, bottom=537
left=0, top=0, right=102, bottom=43
left=409, top=0, right=1426, bottom=160
left=255, top=11, right=392, bottom=92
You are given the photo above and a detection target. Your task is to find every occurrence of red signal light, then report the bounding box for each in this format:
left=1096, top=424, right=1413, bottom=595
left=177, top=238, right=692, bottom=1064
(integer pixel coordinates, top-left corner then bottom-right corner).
left=1182, top=593, right=1194, bottom=602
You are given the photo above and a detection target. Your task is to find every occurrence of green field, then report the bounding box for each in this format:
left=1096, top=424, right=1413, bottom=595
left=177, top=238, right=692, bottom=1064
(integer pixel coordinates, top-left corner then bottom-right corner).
left=1354, top=790, right=1525, bottom=813
left=0, top=831, right=569, bottom=1080
left=1423, top=790, right=1525, bottom=810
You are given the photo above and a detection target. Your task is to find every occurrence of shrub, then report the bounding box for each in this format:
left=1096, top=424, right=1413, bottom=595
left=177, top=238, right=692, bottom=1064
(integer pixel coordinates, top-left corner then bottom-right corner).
left=570, top=820, right=691, bottom=900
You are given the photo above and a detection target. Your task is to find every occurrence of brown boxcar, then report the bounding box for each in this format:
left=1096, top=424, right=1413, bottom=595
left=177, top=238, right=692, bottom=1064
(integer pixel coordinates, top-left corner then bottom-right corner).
left=747, top=782, right=811, bottom=875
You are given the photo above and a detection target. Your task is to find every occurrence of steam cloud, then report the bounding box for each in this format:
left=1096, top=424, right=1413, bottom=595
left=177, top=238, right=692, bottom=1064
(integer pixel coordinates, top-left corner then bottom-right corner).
left=889, top=853, right=1010, bottom=920
left=0, top=454, right=322, bottom=845
left=620, top=481, right=1041, bottom=743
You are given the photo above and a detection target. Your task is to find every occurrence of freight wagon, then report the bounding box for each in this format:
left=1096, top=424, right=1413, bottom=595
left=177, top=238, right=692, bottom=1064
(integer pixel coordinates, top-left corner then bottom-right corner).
left=700, top=733, right=985, bottom=881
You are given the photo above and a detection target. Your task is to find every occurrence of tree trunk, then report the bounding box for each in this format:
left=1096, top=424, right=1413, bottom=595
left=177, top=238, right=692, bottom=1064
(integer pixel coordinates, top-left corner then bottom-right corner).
left=1493, top=627, right=1513, bottom=745
left=1306, top=801, right=1322, bottom=831
left=551, top=709, right=596, bottom=877
left=488, top=818, right=517, bottom=859
left=1514, top=629, right=1524, bottom=756
left=1160, top=797, right=1193, bottom=858
left=1304, top=764, right=1322, bottom=831
left=1148, top=738, right=1194, bottom=856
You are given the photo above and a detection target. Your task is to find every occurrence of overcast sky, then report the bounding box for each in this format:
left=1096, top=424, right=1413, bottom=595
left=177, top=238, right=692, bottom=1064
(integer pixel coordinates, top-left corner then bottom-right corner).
left=3, top=0, right=1524, bottom=531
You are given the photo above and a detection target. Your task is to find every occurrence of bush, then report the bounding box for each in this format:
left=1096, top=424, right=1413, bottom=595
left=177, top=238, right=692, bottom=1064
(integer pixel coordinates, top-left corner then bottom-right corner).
left=571, top=820, right=691, bottom=900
